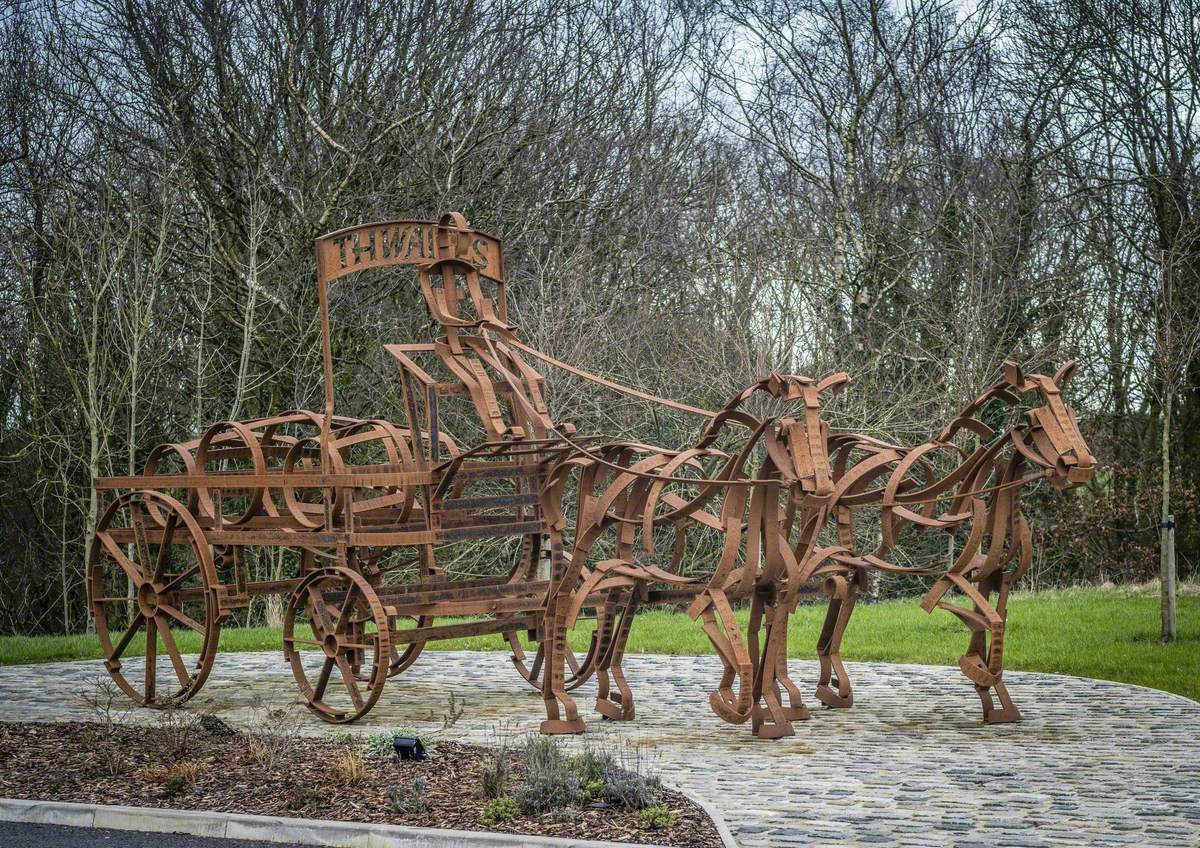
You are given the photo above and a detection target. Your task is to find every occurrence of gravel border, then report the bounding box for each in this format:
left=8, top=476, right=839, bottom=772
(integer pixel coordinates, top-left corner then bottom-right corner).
left=0, top=796, right=738, bottom=848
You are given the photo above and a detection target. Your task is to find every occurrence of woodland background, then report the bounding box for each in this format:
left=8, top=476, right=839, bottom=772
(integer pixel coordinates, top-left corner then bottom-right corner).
left=2, top=0, right=1198, bottom=634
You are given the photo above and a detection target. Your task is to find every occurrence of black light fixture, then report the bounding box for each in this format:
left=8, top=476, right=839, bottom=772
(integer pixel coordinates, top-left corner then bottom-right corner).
left=393, top=735, right=427, bottom=761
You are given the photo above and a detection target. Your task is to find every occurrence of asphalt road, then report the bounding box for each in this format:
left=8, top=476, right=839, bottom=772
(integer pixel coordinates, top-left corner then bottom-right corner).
left=0, top=822, right=310, bottom=847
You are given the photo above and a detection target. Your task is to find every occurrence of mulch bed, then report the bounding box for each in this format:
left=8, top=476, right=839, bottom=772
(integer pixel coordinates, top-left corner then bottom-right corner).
left=0, top=721, right=722, bottom=846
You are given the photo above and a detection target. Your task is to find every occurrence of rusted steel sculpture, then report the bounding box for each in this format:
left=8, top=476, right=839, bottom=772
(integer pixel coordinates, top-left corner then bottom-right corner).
left=89, top=212, right=1094, bottom=738
left=807, top=362, right=1096, bottom=725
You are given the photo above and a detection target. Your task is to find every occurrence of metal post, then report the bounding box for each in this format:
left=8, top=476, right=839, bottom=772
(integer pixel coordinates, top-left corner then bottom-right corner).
left=1161, top=514, right=1177, bottom=642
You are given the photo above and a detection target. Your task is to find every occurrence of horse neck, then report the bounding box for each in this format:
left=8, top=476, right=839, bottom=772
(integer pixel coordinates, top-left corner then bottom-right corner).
left=911, top=397, right=1030, bottom=513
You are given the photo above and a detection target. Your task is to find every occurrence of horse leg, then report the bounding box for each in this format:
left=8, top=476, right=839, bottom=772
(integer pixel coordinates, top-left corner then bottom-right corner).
left=750, top=591, right=797, bottom=739
left=595, top=587, right=638, bottom=721
left=924, top=570, right=1020, bottom=724
left=539, top=534, right=586, bottom=734
left=693, top=588, right=754, bottom=725
left=967, top=571, right=1019, bottom=724
left=771, top=585, right=810, bottom=723
left=540, top=592, right=586, bottom=733
left=815, top=569, right=863, bottom=708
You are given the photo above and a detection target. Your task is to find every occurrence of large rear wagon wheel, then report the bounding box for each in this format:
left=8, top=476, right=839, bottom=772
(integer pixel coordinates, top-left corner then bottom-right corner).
left=88, top=491, right=220, bottom=708
left=283, top=567, right=390, bottom=723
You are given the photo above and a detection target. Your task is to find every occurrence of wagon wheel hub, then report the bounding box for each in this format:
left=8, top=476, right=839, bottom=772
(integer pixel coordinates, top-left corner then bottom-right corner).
left=321, top=632, right=342, bottom=658
left=136, top=582, right=161, bottom=617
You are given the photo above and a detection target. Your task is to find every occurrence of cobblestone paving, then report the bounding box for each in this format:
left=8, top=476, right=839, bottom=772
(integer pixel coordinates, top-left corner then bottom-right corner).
left=2, top=651, right=1197, bottom=847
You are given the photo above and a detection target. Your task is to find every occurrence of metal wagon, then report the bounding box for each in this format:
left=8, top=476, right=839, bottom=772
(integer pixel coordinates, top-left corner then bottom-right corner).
left=88, top=212, right=656, bottom=726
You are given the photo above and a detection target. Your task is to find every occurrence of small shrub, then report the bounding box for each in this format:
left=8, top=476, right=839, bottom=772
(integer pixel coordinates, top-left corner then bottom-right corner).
left=387, top=779, right=428, bottom=815
left=161, top=761, right=199, bottom=798
left=638, top=805, right=676, bottom=829
left=602, top=765, right=660, bottom=810
left=157, top=708, right=199, bottom=762
left=513, top=732, right=582, bottom=814
left=481, top=753, right=509, bottom=799
left=522, top=734, right=564, bottom=772
left=326, top=730, right=359, bottom=748
left=583, top=778, right=605, bottom=800
left=365, top=731, right=394, bottom=758
left=480, top=796, right=520, bottom=826
left=571, top=746, right=614, bottom=783
left=241, top=702, right=301, bottom=770
left=79, top=677, right=131, bottom=777
left=332, top=749, right=366, bottom=785
left=549, top=806, right=578, bottom=824
left=286, top=786, right=326, bottom=811
left=515, top=767, right=582, bottom=814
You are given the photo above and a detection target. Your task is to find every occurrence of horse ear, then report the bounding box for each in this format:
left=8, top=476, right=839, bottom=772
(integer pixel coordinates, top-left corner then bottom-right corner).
left=1003, top=360, right=1025, bottom=389
left=817, top=371, right=850, bottom=396
left=1054, top=360, right=1078, bottom=388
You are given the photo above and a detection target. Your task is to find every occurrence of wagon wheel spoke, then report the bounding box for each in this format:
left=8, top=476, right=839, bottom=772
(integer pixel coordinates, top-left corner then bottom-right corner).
left=313, top=657, right=335, bottom=701
left=306, top=586, right=336, bottom=635
left=283, top=636, right=322, bottom=648
left=131, top=504, right=154, bottom=579
left=335, top=656, right=366, bottom=710
left=155, top=614, right=191, bottom=688
left=98, top=533, right=144, bottom=586
left=109, top=614, right=144, bottom=664
left=333, top=583, right=361, bottom=634
left=158, top=564, right=200, bottom=595
left=144, top=615, right=158, bottom=703
left=152, top=511, right=179, bottom=582
left=158, top=601, right=205, bottom=634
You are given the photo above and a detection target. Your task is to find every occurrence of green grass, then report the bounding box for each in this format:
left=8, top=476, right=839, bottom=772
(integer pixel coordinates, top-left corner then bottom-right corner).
left=2, top=587, right=1196, bottom=703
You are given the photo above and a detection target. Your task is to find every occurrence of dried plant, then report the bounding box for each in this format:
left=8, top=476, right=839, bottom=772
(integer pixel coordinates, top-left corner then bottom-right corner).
left=79, top=677, right=132, bottom=776
left=156, top=706, right=199, bottom=762
left=240, top=701, right=301, bottom=770
left=331, top=749, right=366, bottom=785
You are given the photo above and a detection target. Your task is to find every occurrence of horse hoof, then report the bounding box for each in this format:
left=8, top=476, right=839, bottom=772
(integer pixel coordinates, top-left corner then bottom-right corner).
left=816, top=684, right=853, bottom=709
left=540, top=718, right=586, bottom=734
left=595, top=698, right=634, bottom=721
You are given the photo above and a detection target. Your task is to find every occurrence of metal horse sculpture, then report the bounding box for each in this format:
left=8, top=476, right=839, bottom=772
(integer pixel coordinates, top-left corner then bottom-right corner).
left=806, top=360, right=1096, bottom=725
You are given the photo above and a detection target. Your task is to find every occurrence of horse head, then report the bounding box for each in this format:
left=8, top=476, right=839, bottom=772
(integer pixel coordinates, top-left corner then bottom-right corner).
left=998, top=360, right=1095, bottom=489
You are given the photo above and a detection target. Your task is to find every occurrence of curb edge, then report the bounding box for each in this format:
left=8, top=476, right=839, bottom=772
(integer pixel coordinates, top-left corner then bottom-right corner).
left=0, top=797, right=682, bottom=848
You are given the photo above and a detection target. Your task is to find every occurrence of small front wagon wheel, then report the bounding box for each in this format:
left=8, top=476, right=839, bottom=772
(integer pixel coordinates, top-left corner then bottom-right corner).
left=88, top=491, right=220, bottom=708
left=283, top=566, right=390, bottom=723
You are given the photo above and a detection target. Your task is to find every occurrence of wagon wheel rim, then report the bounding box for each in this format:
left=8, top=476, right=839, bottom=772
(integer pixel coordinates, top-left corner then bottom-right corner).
left=283, top=566, right=390, bottom=723
left=88, top=491, right=220, bottom=708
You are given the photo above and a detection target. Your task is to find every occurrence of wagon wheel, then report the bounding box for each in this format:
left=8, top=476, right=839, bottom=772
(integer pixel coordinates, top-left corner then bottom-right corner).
left=88, top=491, right=220, bottom=708
left=283, top=567, right=390, bottom=723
